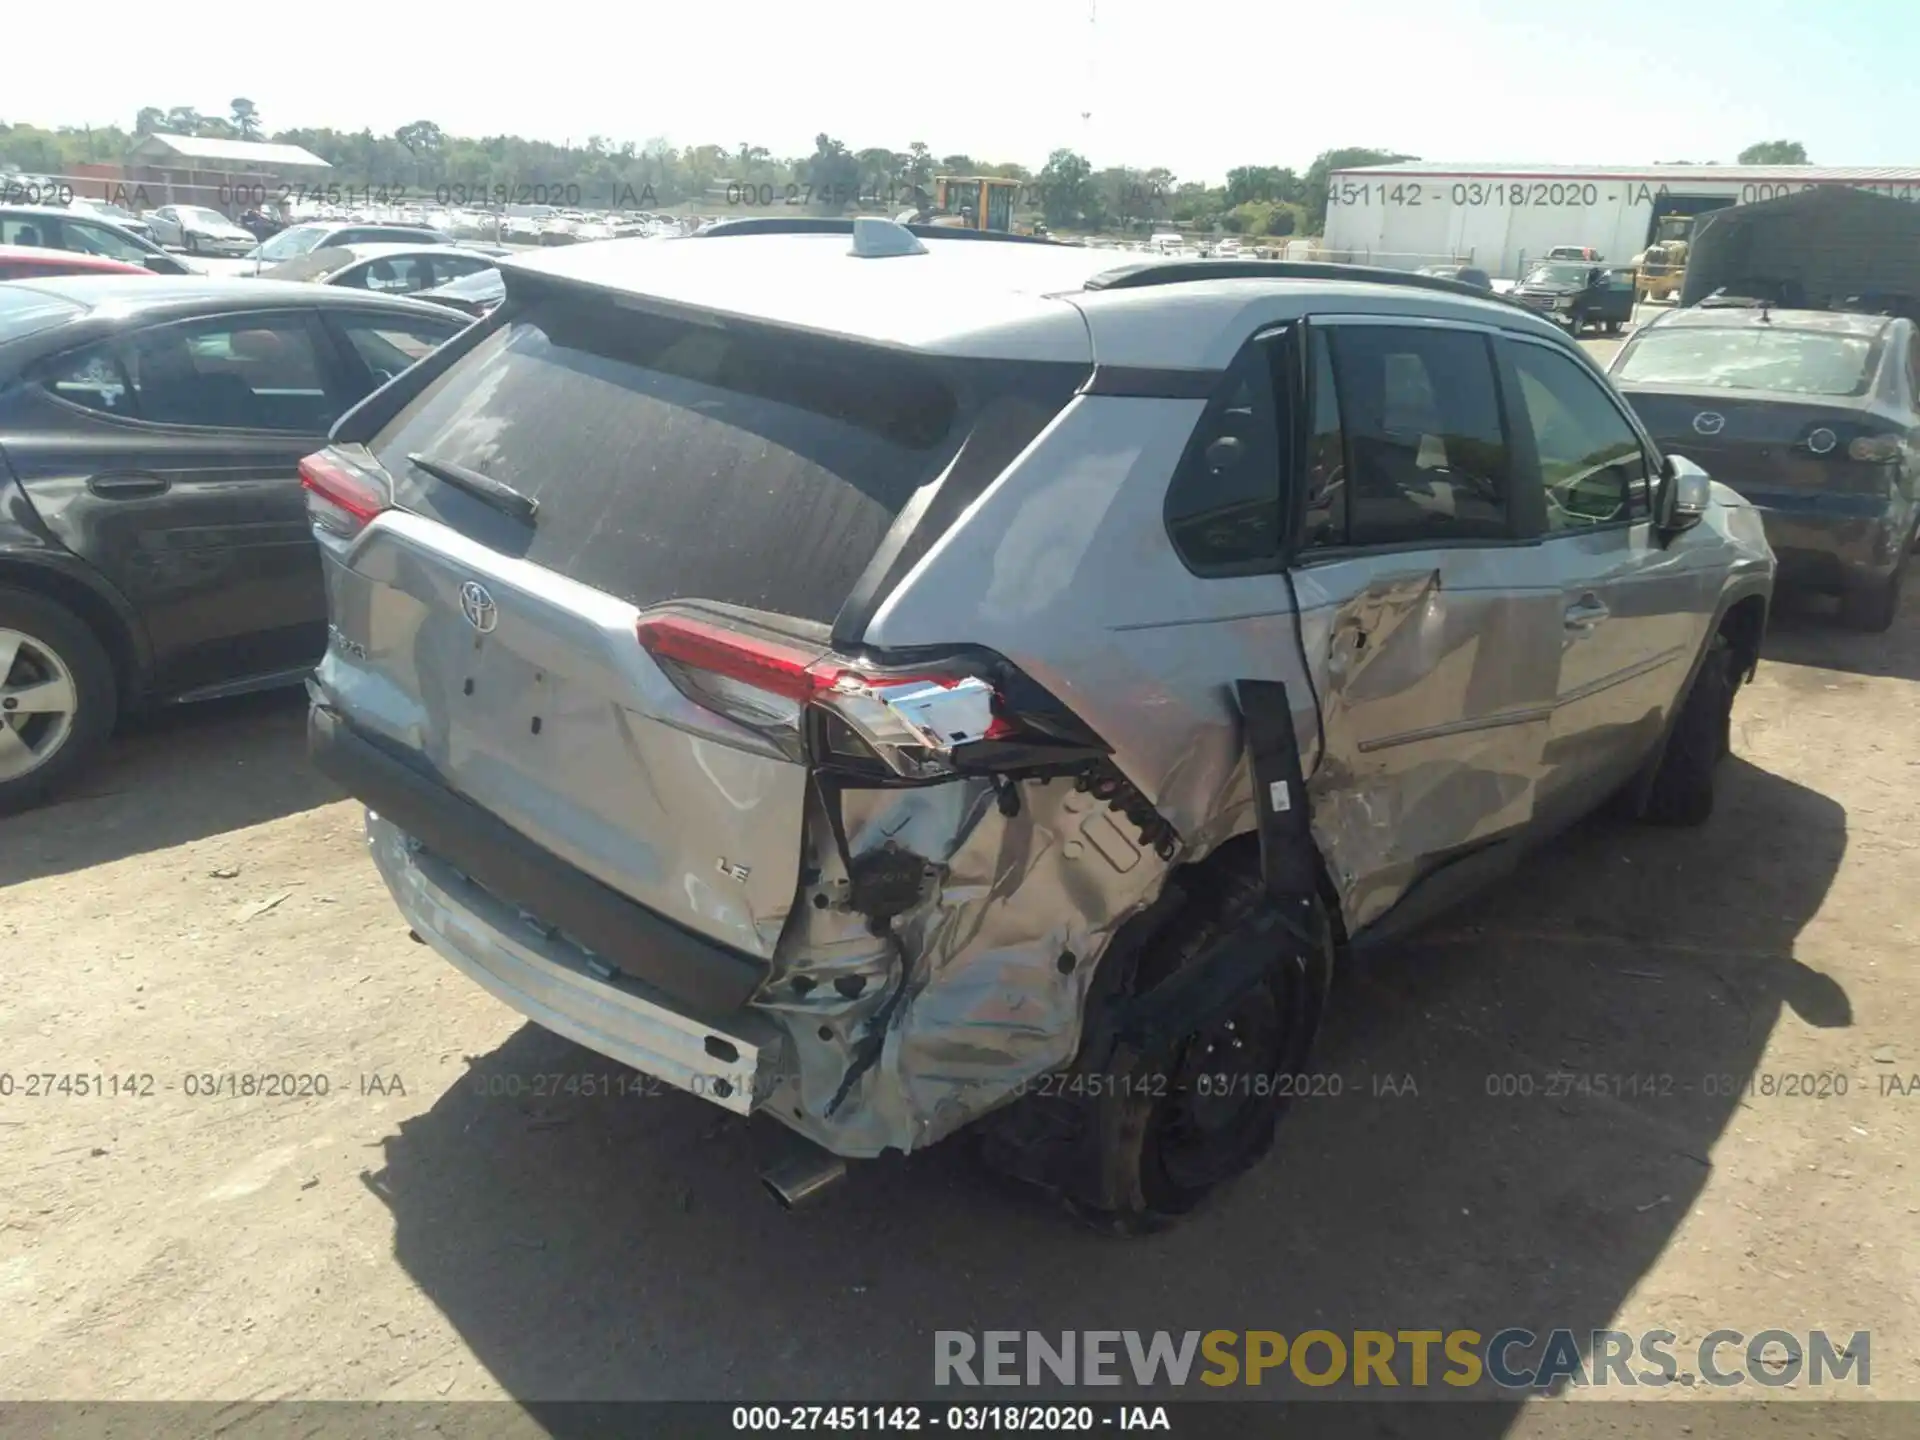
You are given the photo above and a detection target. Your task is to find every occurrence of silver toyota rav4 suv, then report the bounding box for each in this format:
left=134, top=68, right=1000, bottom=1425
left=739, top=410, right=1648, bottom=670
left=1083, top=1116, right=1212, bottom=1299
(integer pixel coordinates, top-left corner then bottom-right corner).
left=304, top=219, right=1775, bottom=1230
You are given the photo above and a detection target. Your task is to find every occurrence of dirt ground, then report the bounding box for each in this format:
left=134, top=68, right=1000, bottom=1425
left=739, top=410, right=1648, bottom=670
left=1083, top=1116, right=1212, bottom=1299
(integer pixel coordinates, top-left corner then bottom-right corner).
left=4, top=354, right=1917, bottom=1419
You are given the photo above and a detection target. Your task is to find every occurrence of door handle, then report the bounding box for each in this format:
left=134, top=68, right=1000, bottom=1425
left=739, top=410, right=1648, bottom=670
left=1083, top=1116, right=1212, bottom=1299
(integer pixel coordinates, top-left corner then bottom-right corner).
left=87, top=473, right=170, bottom=499
left=1564, top=594, right=1610, bottom=630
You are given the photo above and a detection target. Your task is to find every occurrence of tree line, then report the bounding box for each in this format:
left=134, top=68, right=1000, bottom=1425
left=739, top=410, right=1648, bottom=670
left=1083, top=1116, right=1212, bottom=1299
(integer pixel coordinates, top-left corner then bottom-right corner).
left=0, top=104, right=1813, bottom=236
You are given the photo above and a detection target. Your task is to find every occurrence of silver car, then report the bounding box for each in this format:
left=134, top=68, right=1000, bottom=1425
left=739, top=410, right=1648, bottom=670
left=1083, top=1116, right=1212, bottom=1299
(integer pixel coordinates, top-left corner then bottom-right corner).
left=304, top=222, right=1775, bottom=1229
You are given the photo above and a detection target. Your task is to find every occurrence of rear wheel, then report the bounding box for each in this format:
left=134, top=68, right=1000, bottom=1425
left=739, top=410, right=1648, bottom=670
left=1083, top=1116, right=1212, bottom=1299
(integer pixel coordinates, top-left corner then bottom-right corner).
left=1840, top=560, right=1904, bottom=632
left=982, top=853, right=1334, bottom=1234
left=1641, top=632, right=1735, bottom=827
left=0, top=587, right=117, bottom=815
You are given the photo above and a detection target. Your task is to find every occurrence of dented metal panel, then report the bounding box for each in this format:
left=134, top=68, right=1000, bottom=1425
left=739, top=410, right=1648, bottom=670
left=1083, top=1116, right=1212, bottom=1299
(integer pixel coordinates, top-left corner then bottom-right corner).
left=755, top=774, right=1171, bottom=1157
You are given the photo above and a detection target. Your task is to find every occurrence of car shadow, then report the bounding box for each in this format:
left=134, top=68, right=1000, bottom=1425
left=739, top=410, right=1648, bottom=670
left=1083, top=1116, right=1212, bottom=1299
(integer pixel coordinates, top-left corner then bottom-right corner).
left=0, top=687, right=334, bottom=888
left=360, top=755, right=1847, bottom=1428
left=1760, top=583, right=1920, bottom=683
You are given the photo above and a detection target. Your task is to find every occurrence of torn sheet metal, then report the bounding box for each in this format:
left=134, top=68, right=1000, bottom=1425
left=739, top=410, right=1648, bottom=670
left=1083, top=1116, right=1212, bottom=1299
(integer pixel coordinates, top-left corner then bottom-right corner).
left=753, top=774, right=1173, bottom=1158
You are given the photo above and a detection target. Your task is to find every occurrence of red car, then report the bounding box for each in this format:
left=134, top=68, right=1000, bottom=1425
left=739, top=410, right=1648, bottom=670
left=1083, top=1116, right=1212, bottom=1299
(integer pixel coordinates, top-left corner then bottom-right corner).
left=0, top=245, right=152, bottom=281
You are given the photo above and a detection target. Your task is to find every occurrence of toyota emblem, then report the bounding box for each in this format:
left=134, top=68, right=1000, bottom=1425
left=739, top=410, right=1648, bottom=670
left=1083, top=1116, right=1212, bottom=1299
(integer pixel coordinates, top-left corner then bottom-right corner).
left=1692, top=411, right=1726, bottom=436
left=459, top=581, right=498, bottom=634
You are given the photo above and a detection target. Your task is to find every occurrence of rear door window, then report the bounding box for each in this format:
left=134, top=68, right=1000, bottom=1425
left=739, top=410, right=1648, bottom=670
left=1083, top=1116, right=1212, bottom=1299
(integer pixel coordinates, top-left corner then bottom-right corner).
left=60, top=220, right=153, bottom=264
left=368, top=295, right=969, bottom=624
left=1324, top=324, right=1511, bottom=545
left=1, top=213, right=56, bottom=248
left=123, top=312, right=340, bottom=432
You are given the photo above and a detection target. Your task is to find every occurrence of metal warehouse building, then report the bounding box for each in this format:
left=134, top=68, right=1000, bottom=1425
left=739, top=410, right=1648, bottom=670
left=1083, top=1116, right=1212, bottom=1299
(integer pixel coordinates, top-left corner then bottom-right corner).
left=1320, top=162, right=1920, bottom=280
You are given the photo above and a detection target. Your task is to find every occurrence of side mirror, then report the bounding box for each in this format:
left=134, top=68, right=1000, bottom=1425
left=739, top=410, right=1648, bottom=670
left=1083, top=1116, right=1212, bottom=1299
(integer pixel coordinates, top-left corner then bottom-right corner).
left=1655, top=453, right=1711, bottom=537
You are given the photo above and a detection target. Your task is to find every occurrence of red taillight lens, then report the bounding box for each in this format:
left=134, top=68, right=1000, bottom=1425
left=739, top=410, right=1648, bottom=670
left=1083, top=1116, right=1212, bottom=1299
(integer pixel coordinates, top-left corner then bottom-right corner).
left=636, top=614, right=830, bottom=703
left=636, top=612, right=1008, bottom=775
left=300, top=450, right=390, bottom=538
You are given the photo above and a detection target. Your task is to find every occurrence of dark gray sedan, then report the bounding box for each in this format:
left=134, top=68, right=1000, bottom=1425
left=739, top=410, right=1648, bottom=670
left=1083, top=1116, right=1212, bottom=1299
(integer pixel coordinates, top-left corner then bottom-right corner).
left=1611, top=305, right=1920, bottom=629
left=0, top=276, right=467, bottom=811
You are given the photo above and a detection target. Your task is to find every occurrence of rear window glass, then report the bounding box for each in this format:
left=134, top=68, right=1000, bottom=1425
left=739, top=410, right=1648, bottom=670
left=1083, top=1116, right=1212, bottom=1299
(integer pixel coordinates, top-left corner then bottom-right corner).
left=1615, top=327, right=1878, bottom=397
left=0, top=285, right=82, bottom=342
left=370, top=295, right=963, bottom=623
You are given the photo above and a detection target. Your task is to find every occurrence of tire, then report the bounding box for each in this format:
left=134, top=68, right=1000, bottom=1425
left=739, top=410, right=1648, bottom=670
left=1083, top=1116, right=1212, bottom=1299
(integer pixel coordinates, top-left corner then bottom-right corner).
left=1605, top=320, right=1623, bottom=335
left=1840, top=562, right=1903, bottom=632
left=0, top=585, right=117, bottom=815
left=981, top=852, right=1334, bottom=1235
left=1641, top=632, right=1734, bottom=827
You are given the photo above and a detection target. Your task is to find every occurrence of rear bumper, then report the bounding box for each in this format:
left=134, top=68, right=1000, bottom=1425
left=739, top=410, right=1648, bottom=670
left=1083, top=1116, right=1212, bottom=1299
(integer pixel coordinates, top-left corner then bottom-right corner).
left=308, top=702, right=770, bottom=1015
left=363, top=813, right=784, bottom=1116
left=1754, top=507, right=1904, bottom=593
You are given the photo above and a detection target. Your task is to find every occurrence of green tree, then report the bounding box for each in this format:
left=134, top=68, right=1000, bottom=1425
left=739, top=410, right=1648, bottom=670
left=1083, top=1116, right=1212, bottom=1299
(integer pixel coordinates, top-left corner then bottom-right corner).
left=1303, top=146, right=1416, bottom=233
left=806, top=133, right=861, bottom=211
left=393, top=120, right=444, bottom=185
left=905, top=142, right=933, bottom=188
left=1738, top=140, right=1809, bottom=164
left=162, top=106, right=201, bottom=136
left=134, top=106, right=165, bottom=136
left=230, top=98, right=261, bottom=140
left=1225, top=165, right=1301, bottom=207
left=1037, top=148, right=1095, bottom=230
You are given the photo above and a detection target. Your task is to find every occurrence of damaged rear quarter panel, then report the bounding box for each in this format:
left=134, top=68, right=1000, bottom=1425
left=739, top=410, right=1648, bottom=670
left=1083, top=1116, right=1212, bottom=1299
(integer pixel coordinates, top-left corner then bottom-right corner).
left=759, top=772, right=1173, bottom=1157
left=770, top=395, right=1322, bottom=1155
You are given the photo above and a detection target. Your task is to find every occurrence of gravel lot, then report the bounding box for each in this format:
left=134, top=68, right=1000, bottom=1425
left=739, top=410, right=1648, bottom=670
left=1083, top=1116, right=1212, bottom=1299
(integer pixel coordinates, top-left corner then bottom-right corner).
left=3, top=329, right=1916, bottom=1422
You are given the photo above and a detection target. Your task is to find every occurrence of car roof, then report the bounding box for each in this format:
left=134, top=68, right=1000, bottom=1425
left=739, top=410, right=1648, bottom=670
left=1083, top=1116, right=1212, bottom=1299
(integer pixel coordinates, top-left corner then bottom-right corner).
left=0, top=274, right=463, bottom=321
left=0, top=245, right=148, bottom=273
left=504, top=230, right=1566, bottom=368
left=1651, top=306, right=1892, bottom=337
left=318, top=222, right=445, bottom=235
left=323, top=243, right=484, bottom=262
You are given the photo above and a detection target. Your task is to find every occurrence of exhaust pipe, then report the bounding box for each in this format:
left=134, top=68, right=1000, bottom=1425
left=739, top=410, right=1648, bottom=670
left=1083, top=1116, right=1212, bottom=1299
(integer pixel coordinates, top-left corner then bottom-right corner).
left=759, top=1146, right=848, bottom=1210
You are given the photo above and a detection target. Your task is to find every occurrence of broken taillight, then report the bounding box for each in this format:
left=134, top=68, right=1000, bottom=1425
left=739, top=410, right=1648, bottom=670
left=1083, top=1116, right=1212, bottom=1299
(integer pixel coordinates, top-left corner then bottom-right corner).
left=300, top=449, right=391, bottom=539
left=636, top=611, right=1012, bottom=778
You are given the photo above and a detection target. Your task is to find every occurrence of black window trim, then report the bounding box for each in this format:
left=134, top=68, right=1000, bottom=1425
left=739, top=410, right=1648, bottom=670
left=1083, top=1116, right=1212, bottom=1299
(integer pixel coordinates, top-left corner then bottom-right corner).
left=1285, top=314, right=1528, bottom=563
left=35, top=306, right=351, bottom=435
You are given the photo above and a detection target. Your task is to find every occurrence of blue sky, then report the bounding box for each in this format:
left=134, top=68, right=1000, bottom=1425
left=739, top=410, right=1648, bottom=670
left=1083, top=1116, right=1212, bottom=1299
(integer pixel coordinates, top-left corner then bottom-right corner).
left=5, top=0, right=1908, bottom=182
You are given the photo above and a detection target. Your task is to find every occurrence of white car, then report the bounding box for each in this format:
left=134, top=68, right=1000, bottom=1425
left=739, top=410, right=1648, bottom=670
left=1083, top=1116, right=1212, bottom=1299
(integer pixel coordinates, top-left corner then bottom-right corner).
left=260, top=242, right=499, bottom=297
left=146, top=205, right=256, bottom=256
left=193, top=220, right=466, bottom=278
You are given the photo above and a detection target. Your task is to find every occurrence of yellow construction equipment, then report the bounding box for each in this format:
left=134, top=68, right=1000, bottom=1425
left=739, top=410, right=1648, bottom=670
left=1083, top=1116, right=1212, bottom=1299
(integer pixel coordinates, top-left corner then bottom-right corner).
left=929, top=176, right=1022, bottom=232
left=1634, top=215, right=1694, bottom=303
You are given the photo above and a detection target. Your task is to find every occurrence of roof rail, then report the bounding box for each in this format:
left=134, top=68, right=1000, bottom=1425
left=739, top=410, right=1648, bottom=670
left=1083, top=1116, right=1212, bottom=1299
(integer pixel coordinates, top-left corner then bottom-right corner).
left=1084, top=258, right=1520, bottom=305
left=694, top=217, right=1066, bottom=246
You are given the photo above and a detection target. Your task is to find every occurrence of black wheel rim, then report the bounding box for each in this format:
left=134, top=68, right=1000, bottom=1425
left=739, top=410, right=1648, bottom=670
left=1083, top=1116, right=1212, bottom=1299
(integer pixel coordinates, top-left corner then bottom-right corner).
left=1146, top=952, right=1317, bottom=1195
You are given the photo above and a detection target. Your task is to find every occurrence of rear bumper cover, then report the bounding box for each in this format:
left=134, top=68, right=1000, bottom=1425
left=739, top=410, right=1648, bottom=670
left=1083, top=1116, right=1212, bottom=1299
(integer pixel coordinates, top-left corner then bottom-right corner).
left=308, top=703, right=770, bottom=1015
left=363, top=813, right=783, bottom=1115
left=1753, top=507, right=1903, bottom=592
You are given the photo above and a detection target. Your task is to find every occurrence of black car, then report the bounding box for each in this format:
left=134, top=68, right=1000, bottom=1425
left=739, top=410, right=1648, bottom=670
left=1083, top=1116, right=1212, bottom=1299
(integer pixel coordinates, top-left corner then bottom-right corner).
left=0, top=204, right=196, bottom=276
left=1416, top=263, right=1493, bottom=292
left=1513, top=260, right=1636, bottom=335
left=412, top=265, right=503, bottom=318
left=1611, top=305, right=1920, bottom=629
left=0, top=276, right=467, bottom=810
